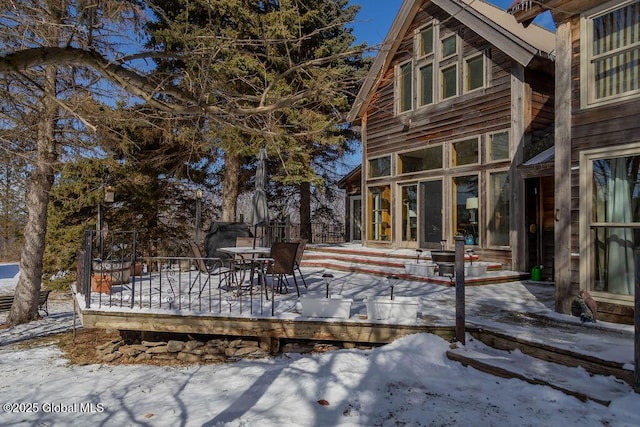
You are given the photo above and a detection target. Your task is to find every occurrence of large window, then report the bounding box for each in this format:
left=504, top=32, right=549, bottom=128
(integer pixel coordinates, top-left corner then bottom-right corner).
left=452, top=175, right=479, bottom=244
left=585, top=153, right=640, bottom=297
left=398, top=145, right=442, bottom=174
left=488, top=172, right=510, bottom=246
left=583, top=0, right=640, bottom=106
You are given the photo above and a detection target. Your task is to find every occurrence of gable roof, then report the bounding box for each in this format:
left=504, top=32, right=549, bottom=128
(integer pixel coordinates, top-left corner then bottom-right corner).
left=347, top=0, right=556, bottom=123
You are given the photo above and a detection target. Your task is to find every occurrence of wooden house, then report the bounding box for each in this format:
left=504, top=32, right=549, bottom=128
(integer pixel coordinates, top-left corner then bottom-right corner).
left=509, top=0, right=640, bottom=323
left=347, top=0, right=555, bottom=272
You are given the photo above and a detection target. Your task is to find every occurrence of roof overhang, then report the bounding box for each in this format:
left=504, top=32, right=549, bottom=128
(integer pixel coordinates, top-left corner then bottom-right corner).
left=508, top=0, right=603, bottom=26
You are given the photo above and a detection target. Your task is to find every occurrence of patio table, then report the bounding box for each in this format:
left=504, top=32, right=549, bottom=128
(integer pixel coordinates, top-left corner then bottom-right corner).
left=219, top=246, right=273, bottom=313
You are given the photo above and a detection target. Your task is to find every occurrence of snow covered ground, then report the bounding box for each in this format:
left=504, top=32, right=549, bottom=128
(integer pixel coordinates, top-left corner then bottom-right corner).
left=1, top=262, right=639, bottom=426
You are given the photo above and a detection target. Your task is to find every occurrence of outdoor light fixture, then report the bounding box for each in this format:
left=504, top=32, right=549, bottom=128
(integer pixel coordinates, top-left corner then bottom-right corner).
left=322, top=273, right=334, bottom=298
left=387, top=275, right=400, bottom=300
left=466, top=197, right=478, bottom=223
left=104, top=186, right=115, bottom=203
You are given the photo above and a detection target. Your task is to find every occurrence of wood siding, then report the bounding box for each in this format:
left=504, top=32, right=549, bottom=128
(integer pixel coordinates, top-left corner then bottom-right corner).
left=563, top=13, right=640, bottom=323
left=361, top=2, right=554, bottom=269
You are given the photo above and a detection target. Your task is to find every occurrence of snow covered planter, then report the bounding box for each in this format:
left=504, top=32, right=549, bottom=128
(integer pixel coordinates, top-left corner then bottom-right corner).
left=465, top=262, right=488, bottom=277
left=365, top=296, right=420, bottom=322
left=405, top=262, right=436, bottom=277
left=300, top=295, right=353, bottom=319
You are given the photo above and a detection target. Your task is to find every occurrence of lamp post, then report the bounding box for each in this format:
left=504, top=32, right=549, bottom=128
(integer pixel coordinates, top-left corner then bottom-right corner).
left=195, top=189, right=203, bottom=246
left=322, top=273, right=333, bottom=298
left=98, top=186, right=115, bottom=260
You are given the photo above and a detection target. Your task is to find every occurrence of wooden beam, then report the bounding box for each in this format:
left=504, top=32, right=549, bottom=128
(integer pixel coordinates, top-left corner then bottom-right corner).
left=554, top=20, right=573, bottom=314
left=80, top=309, right=456, bottom=345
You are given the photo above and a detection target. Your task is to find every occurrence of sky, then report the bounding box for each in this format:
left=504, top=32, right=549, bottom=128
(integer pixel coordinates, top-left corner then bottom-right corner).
left=1, top=262, right=639, bottom=426
left=351, top=0, right=555, bottom=47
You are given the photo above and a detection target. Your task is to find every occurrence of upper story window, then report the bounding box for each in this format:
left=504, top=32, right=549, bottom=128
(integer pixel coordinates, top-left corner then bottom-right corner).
left=465, top=54, right=485, bottom=92
left=582, top=0, right=640, bottom=107
left=398, top=62, right=414, bottom=113
left=398, top=145, right=443, bottom=174
left=396, top=21, right=487, bottom=114
left=368, top=156, right=391, bottom=178
left=451, top=137, right=479, bottom=167
left=441, top=35, right=457, bottom=58
left=488, top=131, right=510, bottom=162
left=419, top=25, right=434, bottom=57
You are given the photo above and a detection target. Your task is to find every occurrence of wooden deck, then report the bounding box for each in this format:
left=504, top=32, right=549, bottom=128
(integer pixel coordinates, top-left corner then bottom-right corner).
left=75, top=244, right=530, bottom=348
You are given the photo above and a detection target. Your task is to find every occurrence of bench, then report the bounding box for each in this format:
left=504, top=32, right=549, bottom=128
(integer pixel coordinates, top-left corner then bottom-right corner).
left=0, top=290, right=51, bottom=316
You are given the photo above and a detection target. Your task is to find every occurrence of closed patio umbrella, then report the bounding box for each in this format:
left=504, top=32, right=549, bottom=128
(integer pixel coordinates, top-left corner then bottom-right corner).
left=250, top=147, right=269, bottom=246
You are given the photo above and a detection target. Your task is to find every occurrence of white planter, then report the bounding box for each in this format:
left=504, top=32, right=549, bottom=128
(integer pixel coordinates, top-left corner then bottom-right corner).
left=300, top=295, right=353, bottom=319
left=92, top=260, right=131, bottom=285
left=404, top=263, right=416, bottom=275
left=405, top=262, right=436, bottom=277
left=365, top=296, right=420, bottom=321
left=465, top=263, right=487, bottom=277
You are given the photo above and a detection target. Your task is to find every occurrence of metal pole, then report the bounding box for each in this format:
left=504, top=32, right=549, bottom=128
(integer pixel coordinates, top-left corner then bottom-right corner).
left=635, top=265, right=639, bottom=391
left=455, top=235, right=465, bottom=345
left=195, top=190, right=202, bottom=246
left=98, top=203, right=104, bottom=260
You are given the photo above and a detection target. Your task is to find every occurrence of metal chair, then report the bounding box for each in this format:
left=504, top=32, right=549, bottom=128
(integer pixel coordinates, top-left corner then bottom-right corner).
left=266, top=241, right=301, bottom=296
left=291, top=238, right=308, bottom=289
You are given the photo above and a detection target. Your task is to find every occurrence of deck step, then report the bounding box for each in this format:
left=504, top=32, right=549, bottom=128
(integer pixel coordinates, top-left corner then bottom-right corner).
left=446, top=343, right=633, bottom=406
left=300, top=245, right=527, bottom=286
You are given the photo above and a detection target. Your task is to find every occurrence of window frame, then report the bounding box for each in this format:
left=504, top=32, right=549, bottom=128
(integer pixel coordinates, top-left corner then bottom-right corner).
left=487, top=170, right=511, bottom=248
left=440, top=63, right=458, bottom=100
left=397, top=144, right=444, bottom=175
left=450, top=136, right=480, bottom=168
left=464, top=52, right=486, bottom=93
left=580, top=0, right=640, bottom=108
left=368, top=155, right=392, bottom=178
left=579, top=142, right=640, bottom=304
left=396, top=60, right=414, bottom=114
left=441, top=34, right=458, bottom=60
left=486, top=130, right=510, bottom=163
left=417, top=24, right=435, bottom=58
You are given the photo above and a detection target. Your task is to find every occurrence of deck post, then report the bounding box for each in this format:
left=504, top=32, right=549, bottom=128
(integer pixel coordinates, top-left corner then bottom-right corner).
left=455, top=236, right=465, bottom=345
left=633, top=270, right=640, bottom=393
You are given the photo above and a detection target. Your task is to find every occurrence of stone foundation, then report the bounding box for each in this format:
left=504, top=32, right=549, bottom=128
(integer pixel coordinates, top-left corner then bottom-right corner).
left=96, top=337, right=270, bottom=363
left=95, top=333, right=368, bottom=364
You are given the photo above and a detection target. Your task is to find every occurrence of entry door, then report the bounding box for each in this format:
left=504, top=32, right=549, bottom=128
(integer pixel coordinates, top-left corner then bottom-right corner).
left=420, top=180, right=443, bottom=248
left=350, top=196, right=362, bottom=242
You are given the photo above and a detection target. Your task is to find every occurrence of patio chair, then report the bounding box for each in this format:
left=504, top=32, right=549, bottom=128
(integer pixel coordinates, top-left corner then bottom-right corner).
left=188, top=241, right=232, bottom=293
left=291, top=238, right=308, bottom=289
left=265, top=241, right=301, bottom=297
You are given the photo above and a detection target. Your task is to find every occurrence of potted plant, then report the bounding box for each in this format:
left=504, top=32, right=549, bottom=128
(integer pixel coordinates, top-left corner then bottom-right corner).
left=365, top=276, right=420, bottom=321
left=299, top=274, right=353, bottom=318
